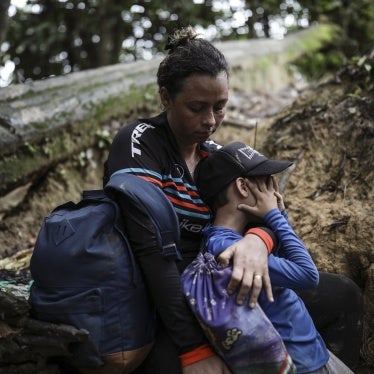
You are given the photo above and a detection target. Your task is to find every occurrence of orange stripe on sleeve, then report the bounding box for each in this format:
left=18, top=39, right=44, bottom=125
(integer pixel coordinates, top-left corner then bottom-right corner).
left=139, top=176, right=163, bottom=188
left=179, top=344, right=215, bottom=368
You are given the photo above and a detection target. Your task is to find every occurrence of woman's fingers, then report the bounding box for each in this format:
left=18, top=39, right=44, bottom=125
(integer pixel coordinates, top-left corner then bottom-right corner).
left=217, top=245, right=235, bottom=268
left=228, top=264, right=250, bottom=303
left=261, top=271, right=274, bottom=303
left=219, top=234, right=273, bottom=306
left=248, top=272, right=262, bottom=308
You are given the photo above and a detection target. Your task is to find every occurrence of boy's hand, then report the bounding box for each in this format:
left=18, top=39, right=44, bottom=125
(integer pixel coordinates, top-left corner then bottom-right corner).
left=272, top=176, right=285, bottom=211
left=239, top=176, right=278, bottom=218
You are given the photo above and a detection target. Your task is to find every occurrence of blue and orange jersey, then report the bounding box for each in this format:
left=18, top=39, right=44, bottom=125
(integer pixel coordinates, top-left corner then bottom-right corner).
left=104, top=111, right=221, bottom=268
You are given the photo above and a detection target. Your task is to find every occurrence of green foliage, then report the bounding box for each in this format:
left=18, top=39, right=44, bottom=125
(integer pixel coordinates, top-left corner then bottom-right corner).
left=0, top=0, right=373, bottom=85
left=290, top=24, right=347, bottom=81
left=1, top=0, right=219, bottom=84
left=95, top=129, right=111, bottom=149
left=293, top=48, right=346, bottom=81
left=286, top=0, right=374, bottom=81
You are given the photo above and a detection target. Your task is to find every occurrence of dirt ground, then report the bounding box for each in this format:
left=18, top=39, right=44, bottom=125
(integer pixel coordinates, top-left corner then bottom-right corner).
left=0, top=52, right=373, bottom=371
left=215, top=55, right=373, bottom=371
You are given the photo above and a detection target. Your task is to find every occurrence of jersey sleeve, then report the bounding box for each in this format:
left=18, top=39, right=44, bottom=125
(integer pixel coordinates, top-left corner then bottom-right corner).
left=117, top=194, right=207, bottom=354
left=205, top=226, right=277, bottom=257
left=104, top=120, right=164, bottom=187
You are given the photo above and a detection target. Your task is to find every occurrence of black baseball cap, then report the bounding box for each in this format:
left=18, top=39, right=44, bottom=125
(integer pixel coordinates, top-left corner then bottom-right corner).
left=196, top=141, right=293, bottom=202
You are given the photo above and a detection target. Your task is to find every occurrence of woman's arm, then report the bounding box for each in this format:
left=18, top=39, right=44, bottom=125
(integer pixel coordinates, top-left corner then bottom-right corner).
left=117, top=186, right=208, bottom=355
left=119, top=194, right=231, bottom=373
left=105, top=122, right=205, bottom=349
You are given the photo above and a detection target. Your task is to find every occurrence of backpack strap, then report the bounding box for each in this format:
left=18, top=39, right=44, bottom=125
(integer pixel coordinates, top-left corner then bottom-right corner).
left=105, top=173, right=181, bottom=260
left=81, top=189, right=107, bottom=200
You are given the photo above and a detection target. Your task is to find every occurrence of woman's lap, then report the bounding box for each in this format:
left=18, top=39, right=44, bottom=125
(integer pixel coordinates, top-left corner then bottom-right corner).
left=134, top=272, right=363, bottom=372
left=297, top=272, right=363, bottom=370
left=132, top=325, right=182, bottom=374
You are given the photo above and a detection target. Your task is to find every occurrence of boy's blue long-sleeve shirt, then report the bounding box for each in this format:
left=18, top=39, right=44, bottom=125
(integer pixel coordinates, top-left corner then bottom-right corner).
left=203, top=208, right=329, bottom=373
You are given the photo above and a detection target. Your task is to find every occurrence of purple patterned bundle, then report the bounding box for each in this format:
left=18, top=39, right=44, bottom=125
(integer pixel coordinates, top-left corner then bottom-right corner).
left=181, top=252, right=295, bottom=374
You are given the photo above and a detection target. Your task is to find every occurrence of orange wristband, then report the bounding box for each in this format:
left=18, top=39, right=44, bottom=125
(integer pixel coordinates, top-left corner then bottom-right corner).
left=179, top=344, right=215, bottom=367
left=245, top=228, right=273, bottom=254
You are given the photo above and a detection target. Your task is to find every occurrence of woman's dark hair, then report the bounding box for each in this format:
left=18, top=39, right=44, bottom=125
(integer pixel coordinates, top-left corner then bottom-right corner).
left=157, top=26, right=229, bottom=98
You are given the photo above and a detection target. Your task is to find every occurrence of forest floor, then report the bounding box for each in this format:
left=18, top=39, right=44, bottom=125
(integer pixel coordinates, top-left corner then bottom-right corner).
left=0, top=52, right=373, bottom=372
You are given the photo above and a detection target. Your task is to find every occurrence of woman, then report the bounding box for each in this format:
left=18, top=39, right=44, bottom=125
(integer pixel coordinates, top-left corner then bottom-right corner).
left=103, top=26, right=363, bottom=373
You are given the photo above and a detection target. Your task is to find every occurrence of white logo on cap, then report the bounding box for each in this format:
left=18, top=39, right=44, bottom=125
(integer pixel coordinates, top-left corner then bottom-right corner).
left=238, top=146, right=262, bottom=160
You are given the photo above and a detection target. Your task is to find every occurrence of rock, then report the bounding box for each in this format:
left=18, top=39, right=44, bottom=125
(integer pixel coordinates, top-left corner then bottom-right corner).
left=0, top=287, right=88, bottom=373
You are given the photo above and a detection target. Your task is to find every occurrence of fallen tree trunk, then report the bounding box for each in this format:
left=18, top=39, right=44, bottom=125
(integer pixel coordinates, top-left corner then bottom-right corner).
left=0, top=60, right=160, bottom=196
left=0, top=26, right=332, bottom=197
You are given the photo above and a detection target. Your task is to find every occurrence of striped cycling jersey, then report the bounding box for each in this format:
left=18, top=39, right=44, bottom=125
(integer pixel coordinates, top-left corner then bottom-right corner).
left=104, top=111, right=221, bottom=270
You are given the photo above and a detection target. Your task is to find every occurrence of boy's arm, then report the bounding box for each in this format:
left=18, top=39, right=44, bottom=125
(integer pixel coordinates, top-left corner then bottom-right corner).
left=206, top=227, right=276, bottom=257
left=264, top=209, right=319, bottom=290
left=208, top=213, right=319, bottom=292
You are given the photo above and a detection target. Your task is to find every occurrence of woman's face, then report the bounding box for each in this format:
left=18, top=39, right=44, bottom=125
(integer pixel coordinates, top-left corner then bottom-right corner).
left=161, top=71, right=229, bottom=146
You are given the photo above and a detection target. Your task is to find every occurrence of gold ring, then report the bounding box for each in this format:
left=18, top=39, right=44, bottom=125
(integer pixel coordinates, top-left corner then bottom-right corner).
left=254, top=274, right=262, bottom=280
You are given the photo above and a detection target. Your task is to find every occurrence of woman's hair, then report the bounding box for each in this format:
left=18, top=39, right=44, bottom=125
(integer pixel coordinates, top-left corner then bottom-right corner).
left=157, top=26, right=229, bottom=98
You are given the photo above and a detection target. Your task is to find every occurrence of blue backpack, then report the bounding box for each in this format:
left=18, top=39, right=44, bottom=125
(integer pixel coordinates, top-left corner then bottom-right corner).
left=29, top=173, right=180, bottom=370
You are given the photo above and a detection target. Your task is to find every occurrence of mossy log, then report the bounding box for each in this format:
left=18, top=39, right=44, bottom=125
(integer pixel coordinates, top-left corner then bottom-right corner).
left=0, top=26, right=335, bottom=197
left=0, top=60, right=161, bottom=196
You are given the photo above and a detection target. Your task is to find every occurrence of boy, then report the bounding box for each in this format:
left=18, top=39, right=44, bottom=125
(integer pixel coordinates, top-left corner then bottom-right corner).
left=186, top=141, right=353, bottom=373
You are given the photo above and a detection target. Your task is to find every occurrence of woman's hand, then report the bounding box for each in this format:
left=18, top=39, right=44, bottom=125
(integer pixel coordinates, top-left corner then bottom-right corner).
left=183, top=355, right=232, bottom=374
left=217, top=234, right=273, bottom=307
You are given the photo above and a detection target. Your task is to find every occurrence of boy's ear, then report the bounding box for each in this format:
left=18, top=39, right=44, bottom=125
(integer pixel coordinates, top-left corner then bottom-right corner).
left=235, top=177, right=249, bottom=197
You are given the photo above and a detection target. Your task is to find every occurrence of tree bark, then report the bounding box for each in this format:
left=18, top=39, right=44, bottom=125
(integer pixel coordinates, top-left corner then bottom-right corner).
left=0, top=0, right=10, bottom=46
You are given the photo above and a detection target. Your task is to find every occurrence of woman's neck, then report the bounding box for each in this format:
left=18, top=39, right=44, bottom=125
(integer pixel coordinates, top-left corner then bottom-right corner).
left=166, top=113, right=201, bottom=176
left=179, top=143, right=201, bottom=176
